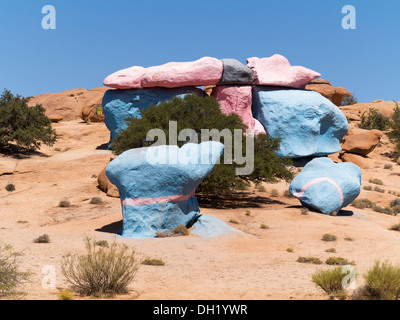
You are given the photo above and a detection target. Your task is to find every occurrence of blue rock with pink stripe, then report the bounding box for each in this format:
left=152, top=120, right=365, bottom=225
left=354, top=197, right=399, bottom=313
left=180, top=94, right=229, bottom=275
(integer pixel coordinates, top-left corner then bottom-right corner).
left=105, top=141, right=224, bottom=238
left=289, top=157, right=361, bottom=215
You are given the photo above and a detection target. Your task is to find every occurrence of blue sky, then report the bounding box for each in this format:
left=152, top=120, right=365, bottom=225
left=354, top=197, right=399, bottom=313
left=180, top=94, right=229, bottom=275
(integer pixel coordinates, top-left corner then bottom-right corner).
left=0, top=0, right=399, bottom=102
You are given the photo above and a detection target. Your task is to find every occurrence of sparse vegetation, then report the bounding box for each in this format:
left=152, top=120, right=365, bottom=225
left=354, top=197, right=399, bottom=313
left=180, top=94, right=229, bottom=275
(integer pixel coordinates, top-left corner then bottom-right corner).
left=286, top=248, right=293, bottom=253
left=384, top=164, right=393, bottom=170
left=312, top=267, right=350, bottom=299
left=374, top=186, right=385, bottom=193
left=229, top=219, right=239, bottom=225
left=260, top=224, right=269, bottom=230
left=322, top=234, right=337, bottom=242
left=173, top=224, right=190, bottom=236
left=344, top=237, right=354, bottom=241
left=61, top=237, right=139, bottom=297
left=141, top=259, right=165, bottom=266
left=351, top=198, right=375, bottom=209
left=325, top=257, right=354, bottom=266
left=389, top=223, right=400, bottom=232
left=58, top=200, right=71, bottom=208
left=363, top=185, right=372, bottom=191
left=256, top=185, right=266, bottom=192
left=369, top=179, right=384, bottom=186
left=342, top=94, right=358, bottom=106
left=58, top=289, right=74, bottom=300
left=283, top=190, right=294, bottom=198
left=297, top=256, right=323, bottom=265
left=270, top=189, right=279, bottom=197
left=95, top=240, right=109, bottom=248
left=33, top=234, right=50, bottom=243
left=325, top=248, right=337, bottom=253
left=301, top=208, right=309, bottom=215
left=5, top=184, right=15, bottom=192
left=359, top=107, right=391, bottom=131
left=89, top=197, right=103, bottom=205
left=245, top=210, right=251, bottom=216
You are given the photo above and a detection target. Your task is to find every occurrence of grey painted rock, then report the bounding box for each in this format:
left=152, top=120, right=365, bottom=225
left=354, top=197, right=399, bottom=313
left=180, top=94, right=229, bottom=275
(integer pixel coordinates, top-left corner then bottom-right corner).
left=289, top=157, right=361, bottom=215
left=105, top=142, right=224, bottom=238
left=191, top=215, right=244, bottom=238
left=102, top=87, right=206, bottom=141
left=219, top=59, right=254, bottom=85
left=252, top=87, right=349, bottom=158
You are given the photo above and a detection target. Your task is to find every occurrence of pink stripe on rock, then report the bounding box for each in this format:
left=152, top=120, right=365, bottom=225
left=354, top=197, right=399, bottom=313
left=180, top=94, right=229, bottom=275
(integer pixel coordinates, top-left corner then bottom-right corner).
left=293, top=177, right=343, bottom=205
left=122, top=190, right=196, bottom=207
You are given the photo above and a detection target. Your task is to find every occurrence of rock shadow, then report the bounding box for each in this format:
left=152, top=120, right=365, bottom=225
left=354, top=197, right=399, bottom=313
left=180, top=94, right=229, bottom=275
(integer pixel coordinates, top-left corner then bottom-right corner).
left=95, top=220, right=123, bottom=235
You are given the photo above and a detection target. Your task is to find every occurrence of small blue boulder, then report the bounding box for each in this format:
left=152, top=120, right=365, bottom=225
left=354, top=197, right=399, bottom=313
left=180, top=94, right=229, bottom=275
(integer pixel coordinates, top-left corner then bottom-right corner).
left=289, top=157, right=362, bottom=215
left=252, top=87, right=349, bottom=158
left=102, top=87, right=206, bottom=141
left=105, top=141, right=224, bottom=238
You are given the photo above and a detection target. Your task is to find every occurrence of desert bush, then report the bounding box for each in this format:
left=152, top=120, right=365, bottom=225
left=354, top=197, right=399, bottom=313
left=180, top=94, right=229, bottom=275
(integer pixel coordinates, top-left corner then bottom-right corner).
left=260, top=224, right=269, bottom=229
left=384, top=164, right=393, bottom=170
left=141, top=259, right=165, bottom=266
left=229, top=219, right=239, bottom=225
left=312, top=267, right=350, bottom=299
left=374, top=186, right=385, bottom=193
left=256, top=185, right=266, bottom=192
left=325, top=248, right=337, bottom=253
left=5, top=184, right=15, bottom=192
left=301, top=208, right=309, bottom=215
left=322, top=234, right=337, bottom=242
left=0, top=244, right=29, bottom=297
left=342, top=94, right=358, bottom=106
left=351, top=198, right=375, bottom=209
left=355, top=261, right=400, bottom=300
left=109, top=94, right=294, bottom=195
left=390, top=198, right=400, bottom=208
left=363, top=185, right=372, bottom=191
left=372, top=205, right=394, bottom=216
left=325, top=257, right=354, bottom=266
left=359, top=107, right=391, bottom=131
left=0, top=90, right=57, bottom=151
left=344, top=237, right=354, bottom=241
left=61, top=237, right=139, bottom=297
left=369, top=179, right=384, bottom=186
left=58, top=289, right=74, bottom=300
left=95, top=240, right=109, bottom=248
left=389, top=223, right=400, bottom=232
left=297, top=256, right=322, bottom=265
left=173, top=224, right=190, bottom=236
left=388, top=102, right=400, bottom=155
left=270, top=189, right=279, bottom=197
left=58, top=200, right=71, bottom=208
left=33, top=234, right=50, bottom=243
left=89, top=197, right=103, bottom=205
left=283, top=190, right=294, bottom=198
left=286, top=248, right=294, bottom=253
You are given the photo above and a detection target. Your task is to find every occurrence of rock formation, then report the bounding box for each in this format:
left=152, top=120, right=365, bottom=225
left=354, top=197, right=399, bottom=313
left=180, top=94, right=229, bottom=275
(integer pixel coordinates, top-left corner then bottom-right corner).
left=305, top=79, right=351, bottom=106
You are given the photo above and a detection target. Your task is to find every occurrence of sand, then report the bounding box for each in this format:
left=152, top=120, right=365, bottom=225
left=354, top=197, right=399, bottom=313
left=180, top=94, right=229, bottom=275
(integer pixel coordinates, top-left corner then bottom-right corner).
left=1, top=119, right=400, bottom=300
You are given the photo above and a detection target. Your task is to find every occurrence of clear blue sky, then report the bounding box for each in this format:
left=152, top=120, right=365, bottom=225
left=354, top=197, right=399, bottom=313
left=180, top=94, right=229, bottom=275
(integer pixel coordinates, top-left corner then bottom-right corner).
left=0, top=0, right=399, bottom=103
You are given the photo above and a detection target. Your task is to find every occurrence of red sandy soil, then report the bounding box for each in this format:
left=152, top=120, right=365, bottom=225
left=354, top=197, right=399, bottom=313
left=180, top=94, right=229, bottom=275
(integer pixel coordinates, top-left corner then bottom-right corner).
left=1, top=119, right=400, bottom=300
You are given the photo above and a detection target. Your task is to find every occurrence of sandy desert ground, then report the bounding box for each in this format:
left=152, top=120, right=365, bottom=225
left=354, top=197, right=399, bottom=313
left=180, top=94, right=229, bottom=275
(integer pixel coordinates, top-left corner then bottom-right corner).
left=1, top=118, right=400, bottom=300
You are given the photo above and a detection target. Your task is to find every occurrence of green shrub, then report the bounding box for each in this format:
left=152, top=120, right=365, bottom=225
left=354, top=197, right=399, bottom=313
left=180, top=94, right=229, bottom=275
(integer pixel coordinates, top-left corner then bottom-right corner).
left=342, top=94, right=358, bottom=106
left=0, top=244, right=29, bottom=297
left=0, top=90, right=57, bottom=151
left=260, top=224, right=269, bottom=229
left=325, top=248, right=337, bottom=253
left=58, top=200, right=71, bottom=208
left=61, top=237, right=139, bottom=297
left=109, top=94, right=294, bottom=195
left=173, top=224, right=189, bottom=236
left=89, top=197, right=103, bottom=205
left=5, top=184, right=15, bottom=192
left=359, top=107, right=391, bottom=131
left=312, top=267, right=350, bottom=299
left=369, top=179, right=384, bottom=186
left=286, top=248, right=294, bottom=253
left=297, top=256, right=323, bottom=264
left=141, top=259, right=165, bottom=266
left=321, top=234, right=337, bottom=242
left=352, top=198, right=375, bottom=209
left=325, top=257, right=354, bottom=266
left=58, top=289, right=74, bottom=300
left=374, top=186, right=385, bottom=193
left=363, top=185, right=372, bottom=191
left=356, top=261, right=400, bottom=300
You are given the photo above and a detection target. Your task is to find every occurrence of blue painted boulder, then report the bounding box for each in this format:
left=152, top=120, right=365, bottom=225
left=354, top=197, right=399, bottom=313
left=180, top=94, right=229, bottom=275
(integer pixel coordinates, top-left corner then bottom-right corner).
left=252, top=87, right=349, bottom=158
left=289, top=157, right=361, bottom=215
left=105, top=141, right=224, bottom=238
left=102, top=87, right=206, bottom=141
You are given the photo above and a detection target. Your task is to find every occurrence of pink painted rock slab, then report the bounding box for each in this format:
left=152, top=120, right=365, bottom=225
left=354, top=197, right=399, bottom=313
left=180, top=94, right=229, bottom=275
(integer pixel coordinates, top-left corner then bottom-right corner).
left=246, top=54, right=321, bottom=89
left=104, top=57, right=223, bottom=89
left=212, top=85, right=266, bottom=135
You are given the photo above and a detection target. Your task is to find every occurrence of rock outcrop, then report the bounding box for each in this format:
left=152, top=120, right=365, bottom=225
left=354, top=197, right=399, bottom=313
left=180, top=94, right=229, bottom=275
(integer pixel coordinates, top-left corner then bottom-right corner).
left=341, top=130, right=383, bottom=156
left=105, top=141, right=224, bottom=238
left=289, top=157, right=362, bottom=215
left=305, top=79, right=351, bottom=106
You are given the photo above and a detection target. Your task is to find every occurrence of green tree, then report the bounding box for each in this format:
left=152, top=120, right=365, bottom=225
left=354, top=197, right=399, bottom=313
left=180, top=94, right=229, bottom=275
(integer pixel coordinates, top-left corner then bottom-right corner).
left=110, top=94, right=294, bottom=195
left=0, top=89, right=57, bottom=151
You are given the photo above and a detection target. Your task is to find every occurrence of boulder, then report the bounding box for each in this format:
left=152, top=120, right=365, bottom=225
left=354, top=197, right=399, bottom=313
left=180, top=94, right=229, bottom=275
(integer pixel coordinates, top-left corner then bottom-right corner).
left=97, top=167, right=119, bottom=198
left=105, top=141, right=224, bottom=238
left=341, top=130, right=383, bottom=156
left=289, top=157, right=362, bottom=215
left=305, top=79, right=351, bottom=106
left=191, top=215, right=244, bottom=238
left=218, top=59, right=254, bottom=85
left=211, top=85, right=266, bottom=134
left=339, top=152, right=374, bottom=169
left=47, top=114, right=64, bottom=123
left=102, top=87, right=206, bottom=141
left=246, top=54, right=321, bottom=89
left=103, top=57, right=223, bottom=89
left=80, top=103, right=104, bottom=123
left=252, top=87, right=349, bottom=158
left=341, top=100, right=398, bottom=119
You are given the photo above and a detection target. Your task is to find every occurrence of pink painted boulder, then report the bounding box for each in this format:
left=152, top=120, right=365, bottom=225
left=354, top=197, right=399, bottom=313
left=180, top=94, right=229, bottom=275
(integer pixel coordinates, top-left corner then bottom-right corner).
left=104, top=57, right=223, bottom=89
left=212, top=86, right=266, bottom=135
left=246, top=54, right=321, bottom=89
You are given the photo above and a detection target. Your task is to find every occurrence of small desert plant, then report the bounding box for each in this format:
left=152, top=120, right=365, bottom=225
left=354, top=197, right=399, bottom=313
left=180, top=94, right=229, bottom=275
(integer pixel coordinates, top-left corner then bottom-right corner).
left=5, top=184, right=15, bottom=192
left=0, top=244, right=29, bottom=297
left=374, top=186, right=385, bottom=193
left=389, top=223, right=400, bottom=232
left=301, top=207, right=309, bottom=215
left=244, top=210, right=251, bottom=216
left=359, top=107, right=391, bottom=131
left=257, top=185, right=266, bottom=192
left=260, top=224, right=269, bottom=230
left=54, top=147, right=61, bottom=152
left=58, top=200, right=71, bottom=208
left=58, top=289, right=74, bottom=300
left=270, top=189, right=279, bottom=197
left=355, top=261, right=400, bottom=300
left=325, top=248, right=337, bottom=253
left=384, top=164, right=393, bottom=170
left=173, top=224, right=190, bottom=236
left=342, top=94, right=358, bottom=106
left=95, top=240, right=109, bottom=248
left=325, top=257, right=354, bottom=266
left=61, top=237, right=140, bottom=297
left=297, top=256, right=323, bottom=265
left=369, top=178, right=384, bottom=186
left=286, top=248, right=294, bottom=253
left=33, top=234, right=50, bottom=243
left=390, top=198, right=400, bottom=208
left=322, top=234, right=337, bottom=242
left=141, top=259, right=165, bottom=266
left=391, top=205, right=400, bottom=215
left=351, top=198, right=375, bottom=209
left=229, top=219, right=239, bottom=225
left=312, top=267, right=350, bottom=299
left=344, top=237, right=354, bottom=241
left=372, top=205, right=394, bottom=215
left=89, top=197, right=103, bottom=205
left=363, top=185, right=373, bottom=191
left=283, top=190, right=294, bottom=198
